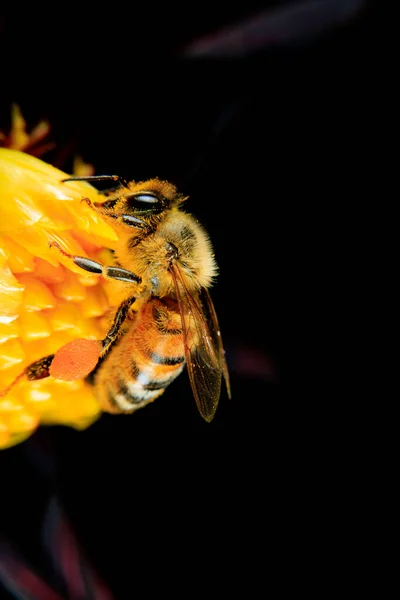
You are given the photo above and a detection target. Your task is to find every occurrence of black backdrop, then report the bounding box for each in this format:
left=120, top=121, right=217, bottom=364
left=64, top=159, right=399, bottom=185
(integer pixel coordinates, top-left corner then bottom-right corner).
left=0, top=2, right=375, bottom=596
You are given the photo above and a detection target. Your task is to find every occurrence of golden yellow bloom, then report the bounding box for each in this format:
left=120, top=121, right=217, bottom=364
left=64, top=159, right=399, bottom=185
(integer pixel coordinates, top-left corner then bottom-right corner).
left=0, top=148, right=120, bottom=449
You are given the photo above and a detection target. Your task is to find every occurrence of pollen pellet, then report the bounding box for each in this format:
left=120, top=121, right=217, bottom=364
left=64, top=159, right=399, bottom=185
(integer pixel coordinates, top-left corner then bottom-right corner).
left=50, top=338, right=102, bottom=381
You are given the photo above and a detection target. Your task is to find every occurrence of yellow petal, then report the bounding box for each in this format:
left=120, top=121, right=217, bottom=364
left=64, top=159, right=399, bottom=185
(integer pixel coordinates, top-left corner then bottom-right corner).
left=81, top=285, right=110, bottom=318
left=7, top=408, right=39, bottom=433
left=0, top=338, right=25, bottom=370
left=1, top=236, right=35, bottom=273
left=34, top=258, right=65, bottom=283
left=0, top=265, right=25, bottom=317
left=17, top=274, right=57, bottom=311
left=51, top=269, right=88, bottom=302
left=0, top=319, right=20, bottom=344
left=18, top=311, right=52, bottom=341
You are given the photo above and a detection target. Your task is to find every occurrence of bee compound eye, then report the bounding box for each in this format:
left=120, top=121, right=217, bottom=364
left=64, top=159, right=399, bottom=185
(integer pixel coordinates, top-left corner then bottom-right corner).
left=132, top=192, right=161, bottom=205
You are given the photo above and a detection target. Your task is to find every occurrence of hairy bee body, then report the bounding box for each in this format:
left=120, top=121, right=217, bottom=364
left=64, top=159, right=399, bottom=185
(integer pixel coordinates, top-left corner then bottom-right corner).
left=94, top=297, right=187, bottom=413
left=81, top=177, right=230, bottom=421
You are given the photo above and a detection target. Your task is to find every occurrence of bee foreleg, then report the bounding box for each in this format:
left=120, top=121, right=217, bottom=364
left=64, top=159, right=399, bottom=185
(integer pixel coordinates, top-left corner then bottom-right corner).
left=80, top=199, right=149, bottom=231
left=0, top=355, right=55, bottom=397
left=49, top=241, right=142, bottom=283
left=100, top=296, right=136, bottom=354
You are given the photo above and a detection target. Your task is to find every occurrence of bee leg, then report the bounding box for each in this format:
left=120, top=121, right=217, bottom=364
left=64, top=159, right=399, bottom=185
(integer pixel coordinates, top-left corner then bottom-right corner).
left=24, top=355, right=55, bottom=380
left=49, top=241, right=142, bottom=283
left=100, top=296, right=136, bottom=354
left=0, top=355, right=55, bottom=397
left=81, top=198, right=149, bottom=231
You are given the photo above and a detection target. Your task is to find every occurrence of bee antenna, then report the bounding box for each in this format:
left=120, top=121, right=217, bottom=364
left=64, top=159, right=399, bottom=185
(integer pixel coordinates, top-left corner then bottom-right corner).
left=61, top=175, right=129, bottom=189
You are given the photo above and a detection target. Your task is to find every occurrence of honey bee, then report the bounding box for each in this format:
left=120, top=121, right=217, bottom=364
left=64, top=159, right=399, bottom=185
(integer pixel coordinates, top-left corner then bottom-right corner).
left=7, top=175, right=231, bottom=422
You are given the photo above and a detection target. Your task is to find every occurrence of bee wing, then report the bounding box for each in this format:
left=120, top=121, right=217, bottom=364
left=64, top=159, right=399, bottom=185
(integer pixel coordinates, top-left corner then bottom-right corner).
left=199, top=286, right=231, bottom=401
left=171, top=264, right=230, bottom=422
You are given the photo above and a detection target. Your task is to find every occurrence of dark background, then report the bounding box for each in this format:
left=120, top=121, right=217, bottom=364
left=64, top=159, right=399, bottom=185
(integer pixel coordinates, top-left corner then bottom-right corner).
left=0, top=2, right=375, bottom=596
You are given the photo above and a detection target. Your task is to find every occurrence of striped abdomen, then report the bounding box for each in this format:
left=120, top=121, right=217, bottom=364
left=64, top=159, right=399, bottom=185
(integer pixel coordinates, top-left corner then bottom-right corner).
left=94, top=297, right=188, bottom=413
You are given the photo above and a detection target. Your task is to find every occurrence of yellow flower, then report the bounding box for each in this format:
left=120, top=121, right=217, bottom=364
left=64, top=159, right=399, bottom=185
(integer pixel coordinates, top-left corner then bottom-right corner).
left=0, top=148, right=120, bottom=449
